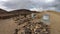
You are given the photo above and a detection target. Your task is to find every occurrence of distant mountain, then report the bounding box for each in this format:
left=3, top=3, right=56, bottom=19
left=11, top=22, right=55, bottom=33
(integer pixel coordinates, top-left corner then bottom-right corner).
left=9, top=9, right=39, bottom=14
left=0, top=9, right=7, bottom=14
left=0, top=9, right=39, bottom=19
left=1, top=9, right=59, bottom=19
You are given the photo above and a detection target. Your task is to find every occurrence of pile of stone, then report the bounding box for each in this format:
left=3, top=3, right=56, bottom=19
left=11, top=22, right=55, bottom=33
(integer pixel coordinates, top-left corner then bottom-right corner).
left=13, top=15, right=50, bottom=34
left=24, top=21, right=50, bottom=34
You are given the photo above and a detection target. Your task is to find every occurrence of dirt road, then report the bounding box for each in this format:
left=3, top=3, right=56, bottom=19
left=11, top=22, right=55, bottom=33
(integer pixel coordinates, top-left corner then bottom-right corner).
left=47, top=12, right=60, bottom=34
left=0, top=19, right=17, bottom=34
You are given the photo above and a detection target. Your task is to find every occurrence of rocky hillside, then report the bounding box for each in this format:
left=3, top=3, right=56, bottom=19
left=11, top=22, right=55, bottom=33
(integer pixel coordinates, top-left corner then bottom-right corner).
left=0, top=9, right=7, bottom=14
left=0, top=9, right=39, bottom=19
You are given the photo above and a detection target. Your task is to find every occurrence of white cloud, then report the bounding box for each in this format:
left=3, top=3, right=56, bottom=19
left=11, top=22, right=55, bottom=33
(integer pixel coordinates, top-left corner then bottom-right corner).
left=45, top=0, right=55, bottom=3
left=30, top=8, right=43, bottom=11
left=1, top=0, right=8, bottom=2
left=0, top=0, right=60, bottom=12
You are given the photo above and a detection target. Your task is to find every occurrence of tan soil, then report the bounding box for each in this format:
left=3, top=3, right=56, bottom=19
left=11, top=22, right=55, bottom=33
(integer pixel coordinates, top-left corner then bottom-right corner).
left=0, top=11, right=60, bottom=34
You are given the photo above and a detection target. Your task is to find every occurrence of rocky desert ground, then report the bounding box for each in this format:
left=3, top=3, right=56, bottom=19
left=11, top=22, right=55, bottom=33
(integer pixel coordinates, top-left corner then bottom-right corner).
left=0, top=9, right=60, bottom=34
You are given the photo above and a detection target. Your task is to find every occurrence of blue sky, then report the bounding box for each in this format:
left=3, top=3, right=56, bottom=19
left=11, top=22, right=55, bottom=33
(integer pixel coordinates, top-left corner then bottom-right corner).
left=0, top=0, right=60, bottom=11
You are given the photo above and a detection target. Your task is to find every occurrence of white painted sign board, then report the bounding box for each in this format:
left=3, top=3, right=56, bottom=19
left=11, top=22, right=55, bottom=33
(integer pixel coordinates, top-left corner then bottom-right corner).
left=43, top=14, right=49, bottom=21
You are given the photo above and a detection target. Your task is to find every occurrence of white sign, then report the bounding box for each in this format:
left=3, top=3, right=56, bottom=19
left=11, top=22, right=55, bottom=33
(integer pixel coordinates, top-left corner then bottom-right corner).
left=43, top=14, right=49, bottom=21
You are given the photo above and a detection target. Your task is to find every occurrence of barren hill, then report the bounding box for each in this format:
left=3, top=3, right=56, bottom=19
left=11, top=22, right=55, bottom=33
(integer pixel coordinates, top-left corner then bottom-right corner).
left=0, top=9, right=7, bottom=14
left=0, top=9, right=39, bottom=19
